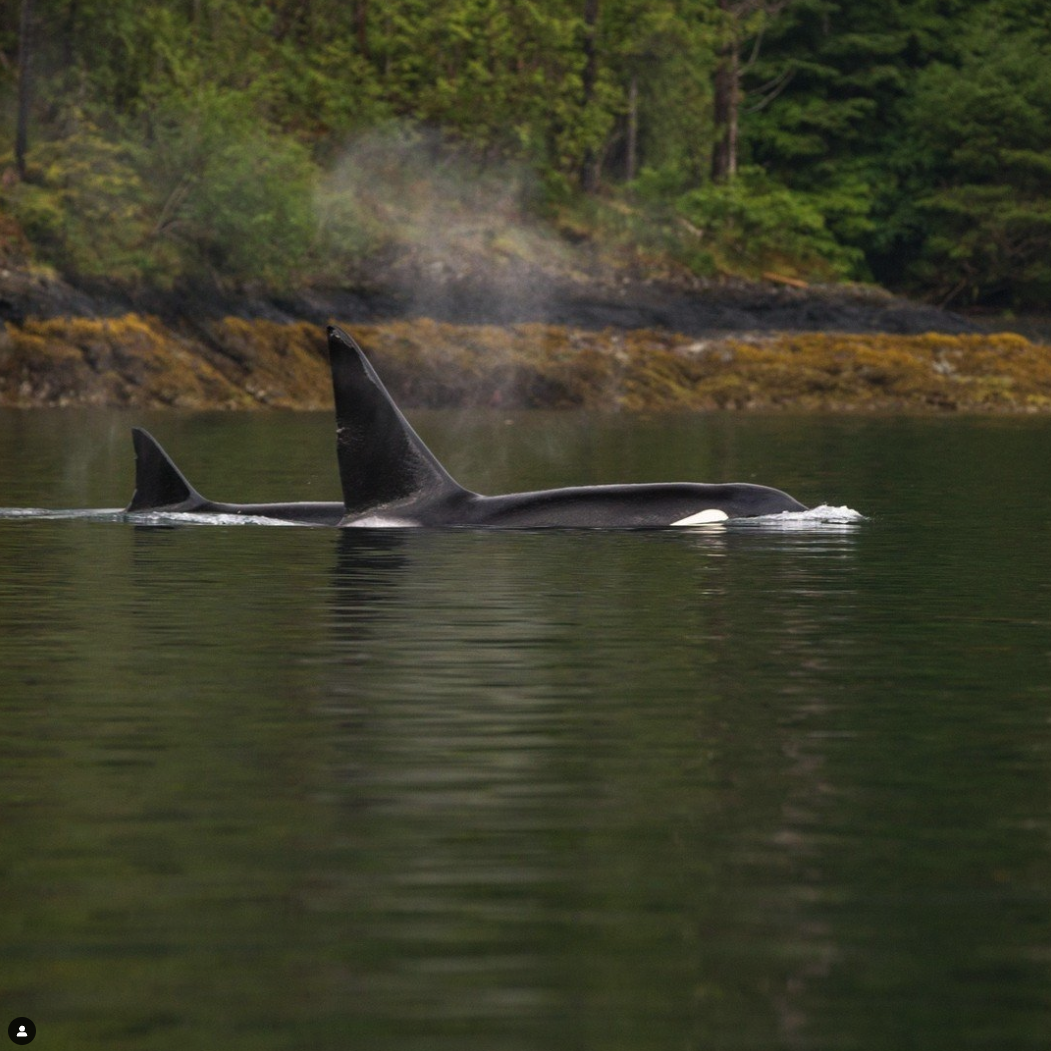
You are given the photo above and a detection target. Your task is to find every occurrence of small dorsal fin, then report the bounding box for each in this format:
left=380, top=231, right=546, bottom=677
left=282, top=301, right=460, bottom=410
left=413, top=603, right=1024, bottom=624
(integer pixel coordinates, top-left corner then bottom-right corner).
left=327, top=327, right=468, bottom=515
left=126, top=428, right=206, bottom=512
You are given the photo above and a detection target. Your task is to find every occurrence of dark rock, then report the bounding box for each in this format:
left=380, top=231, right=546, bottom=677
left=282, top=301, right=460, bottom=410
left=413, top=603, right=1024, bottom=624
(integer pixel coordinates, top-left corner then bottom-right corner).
left=0, top=261, right=978, bottom=337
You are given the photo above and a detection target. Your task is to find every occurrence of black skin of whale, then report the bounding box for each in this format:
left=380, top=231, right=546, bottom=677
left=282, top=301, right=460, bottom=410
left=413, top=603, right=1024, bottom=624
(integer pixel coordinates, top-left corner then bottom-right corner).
left=126, top=326, right=807, bottom=528
left=328, top=327, right=806, bottom=526
left=126, top=428, right=344, bottom=525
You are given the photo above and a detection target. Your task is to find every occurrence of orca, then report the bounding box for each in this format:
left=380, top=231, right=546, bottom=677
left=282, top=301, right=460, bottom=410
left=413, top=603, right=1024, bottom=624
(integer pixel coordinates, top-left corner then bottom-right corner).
left=326, top=326, right=807, bottom=528
left=125, top=326, right=807, bottom=528
left=126, top=427, right=344, bottom=525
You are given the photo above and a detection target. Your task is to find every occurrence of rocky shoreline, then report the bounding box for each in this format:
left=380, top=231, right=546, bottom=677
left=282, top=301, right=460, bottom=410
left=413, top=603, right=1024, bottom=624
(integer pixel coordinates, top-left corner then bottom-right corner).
left=2, top=314, right=1049, bottom=414
left=1, top=264, right=1049, bottom=412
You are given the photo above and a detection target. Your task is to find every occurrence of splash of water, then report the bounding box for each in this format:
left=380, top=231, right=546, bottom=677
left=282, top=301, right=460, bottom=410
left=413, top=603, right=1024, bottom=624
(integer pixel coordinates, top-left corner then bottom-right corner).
left=0, top=508, right=300, bottom=527
left=124, top=512, right=300, bottom=527
left=732, top=504, right=866, bottom=529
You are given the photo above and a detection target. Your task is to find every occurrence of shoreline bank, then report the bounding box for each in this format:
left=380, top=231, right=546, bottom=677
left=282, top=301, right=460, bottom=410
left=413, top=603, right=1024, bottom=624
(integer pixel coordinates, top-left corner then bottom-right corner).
left=2, top=314, right=1050, bottom=413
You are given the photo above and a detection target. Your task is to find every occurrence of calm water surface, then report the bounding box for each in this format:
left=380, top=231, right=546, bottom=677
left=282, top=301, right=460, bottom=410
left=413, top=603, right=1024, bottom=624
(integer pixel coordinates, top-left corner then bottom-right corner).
left=2, top=409, right=1051, bottom=1051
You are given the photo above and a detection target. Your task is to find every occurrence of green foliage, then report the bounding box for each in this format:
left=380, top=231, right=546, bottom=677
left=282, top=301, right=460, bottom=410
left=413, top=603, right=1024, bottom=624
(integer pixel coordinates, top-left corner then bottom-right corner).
left=0, top=0, right=1048, bottom=303
left=2, top=93, right=320, bottom=288
left=2, top=117, right=168, bottom=282
left=600, top=0, right=716, bottom=184
left=141, top=88, right=318, bottom=285
left=740, top=0, right=982, bottom=282
left=675, top=167, right=864, bottom=278
left=901, top=24, right=1051, bottom=306
left=372, top=0, right=597, bottom=174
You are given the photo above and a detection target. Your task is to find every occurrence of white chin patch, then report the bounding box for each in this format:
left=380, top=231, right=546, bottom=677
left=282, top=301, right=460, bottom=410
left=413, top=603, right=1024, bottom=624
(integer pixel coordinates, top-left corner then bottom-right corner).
left=671, top=508, right=730, bottom=526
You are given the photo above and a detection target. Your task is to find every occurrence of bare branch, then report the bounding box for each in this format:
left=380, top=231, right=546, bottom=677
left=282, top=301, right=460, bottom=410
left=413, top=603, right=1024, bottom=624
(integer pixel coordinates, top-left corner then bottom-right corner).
left=746, top=67, right=795, bottom=112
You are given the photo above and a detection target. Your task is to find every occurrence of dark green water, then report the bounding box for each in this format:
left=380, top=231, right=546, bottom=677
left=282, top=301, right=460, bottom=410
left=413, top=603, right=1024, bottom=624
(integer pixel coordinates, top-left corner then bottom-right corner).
left=2, top=409, right=1051, bottom=1051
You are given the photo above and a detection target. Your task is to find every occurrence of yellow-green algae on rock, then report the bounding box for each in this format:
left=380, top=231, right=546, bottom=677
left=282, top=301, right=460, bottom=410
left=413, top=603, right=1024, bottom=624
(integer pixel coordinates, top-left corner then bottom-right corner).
left=1, top=315, right=1049, bottom=412
left=0, top=316, right=330, bottom=409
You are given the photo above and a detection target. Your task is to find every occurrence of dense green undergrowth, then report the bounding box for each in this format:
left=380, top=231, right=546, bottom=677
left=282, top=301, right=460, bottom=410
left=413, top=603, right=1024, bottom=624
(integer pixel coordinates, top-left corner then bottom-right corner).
left=1, top=1, right=1050, bottom=307
left=0, top=119, right=861, bottom=296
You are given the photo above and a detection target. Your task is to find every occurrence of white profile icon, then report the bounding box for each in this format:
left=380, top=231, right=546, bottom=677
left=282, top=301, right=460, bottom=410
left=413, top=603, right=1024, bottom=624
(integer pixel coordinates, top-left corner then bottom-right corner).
left=16, top=1026, right=27, bottom=1038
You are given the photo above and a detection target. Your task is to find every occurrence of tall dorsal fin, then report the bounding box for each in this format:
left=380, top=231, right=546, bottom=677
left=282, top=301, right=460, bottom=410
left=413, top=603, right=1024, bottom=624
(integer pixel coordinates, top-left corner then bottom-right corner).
left=327, top=327, right=469, bottom=515
left=126, top=428, right=206, bottom=512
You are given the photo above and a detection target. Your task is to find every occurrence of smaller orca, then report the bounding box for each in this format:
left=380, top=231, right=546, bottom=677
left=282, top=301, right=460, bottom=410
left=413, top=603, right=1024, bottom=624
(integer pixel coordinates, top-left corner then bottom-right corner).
left=126, top=428, right=344, bottom=525
left=327, top=327, right=807, bottom=528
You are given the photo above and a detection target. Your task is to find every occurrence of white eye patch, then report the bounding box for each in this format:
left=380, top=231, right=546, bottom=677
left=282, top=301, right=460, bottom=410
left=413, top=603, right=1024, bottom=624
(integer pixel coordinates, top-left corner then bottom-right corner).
left=671, top=508, right=730, bottom=526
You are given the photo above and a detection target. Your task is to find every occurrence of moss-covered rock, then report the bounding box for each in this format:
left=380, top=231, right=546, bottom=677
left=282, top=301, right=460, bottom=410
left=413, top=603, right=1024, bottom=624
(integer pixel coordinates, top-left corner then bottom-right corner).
left=2, top=315, right=1050, bottom=412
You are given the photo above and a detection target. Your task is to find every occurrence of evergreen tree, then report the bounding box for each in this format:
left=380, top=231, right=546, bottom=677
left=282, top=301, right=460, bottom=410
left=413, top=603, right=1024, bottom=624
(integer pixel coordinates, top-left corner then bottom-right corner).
left=902, top=20, right=1051, bottom=306
left=741, top=0, right=981, bottom=274
left=602, top=0, right=713, bottom=185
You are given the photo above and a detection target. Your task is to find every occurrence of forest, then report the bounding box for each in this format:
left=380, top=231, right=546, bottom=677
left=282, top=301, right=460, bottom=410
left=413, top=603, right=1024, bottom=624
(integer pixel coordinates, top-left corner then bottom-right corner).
left=1, top=0, right=1050, bottom=309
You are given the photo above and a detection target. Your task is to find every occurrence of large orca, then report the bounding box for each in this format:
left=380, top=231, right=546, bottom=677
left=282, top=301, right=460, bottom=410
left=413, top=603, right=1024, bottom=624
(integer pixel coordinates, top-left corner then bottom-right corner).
left=126, top=427, right=344, bottom=525
left=326, top=326, right=807, bottom=527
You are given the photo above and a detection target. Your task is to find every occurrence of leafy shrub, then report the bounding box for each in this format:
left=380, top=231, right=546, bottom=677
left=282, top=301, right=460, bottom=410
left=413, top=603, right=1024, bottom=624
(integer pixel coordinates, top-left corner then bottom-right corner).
left=902, top=27, right=1051, bottom=307
left=674, top=167, right=864, bottom=279
left=143, top=87, right=319, bottom=286
left=2, top=117, right=172, bottom=282
left=2, top=90, right=323, bottom=289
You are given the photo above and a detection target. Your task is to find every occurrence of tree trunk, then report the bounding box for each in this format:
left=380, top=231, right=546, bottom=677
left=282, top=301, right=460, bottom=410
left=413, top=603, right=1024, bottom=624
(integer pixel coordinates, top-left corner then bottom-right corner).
left=15, top=0, right=32, bottom=181
left=710, top=0, right=789, bottom=182
left=711, top=36, right=739, bottom=183
left=626, top=72, right=638, bottom=182
left=579, top=0, right=600, bottom=192
left=62, top=0, right=78, bottom=69
left=355, top=0, right=370, bottom=60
